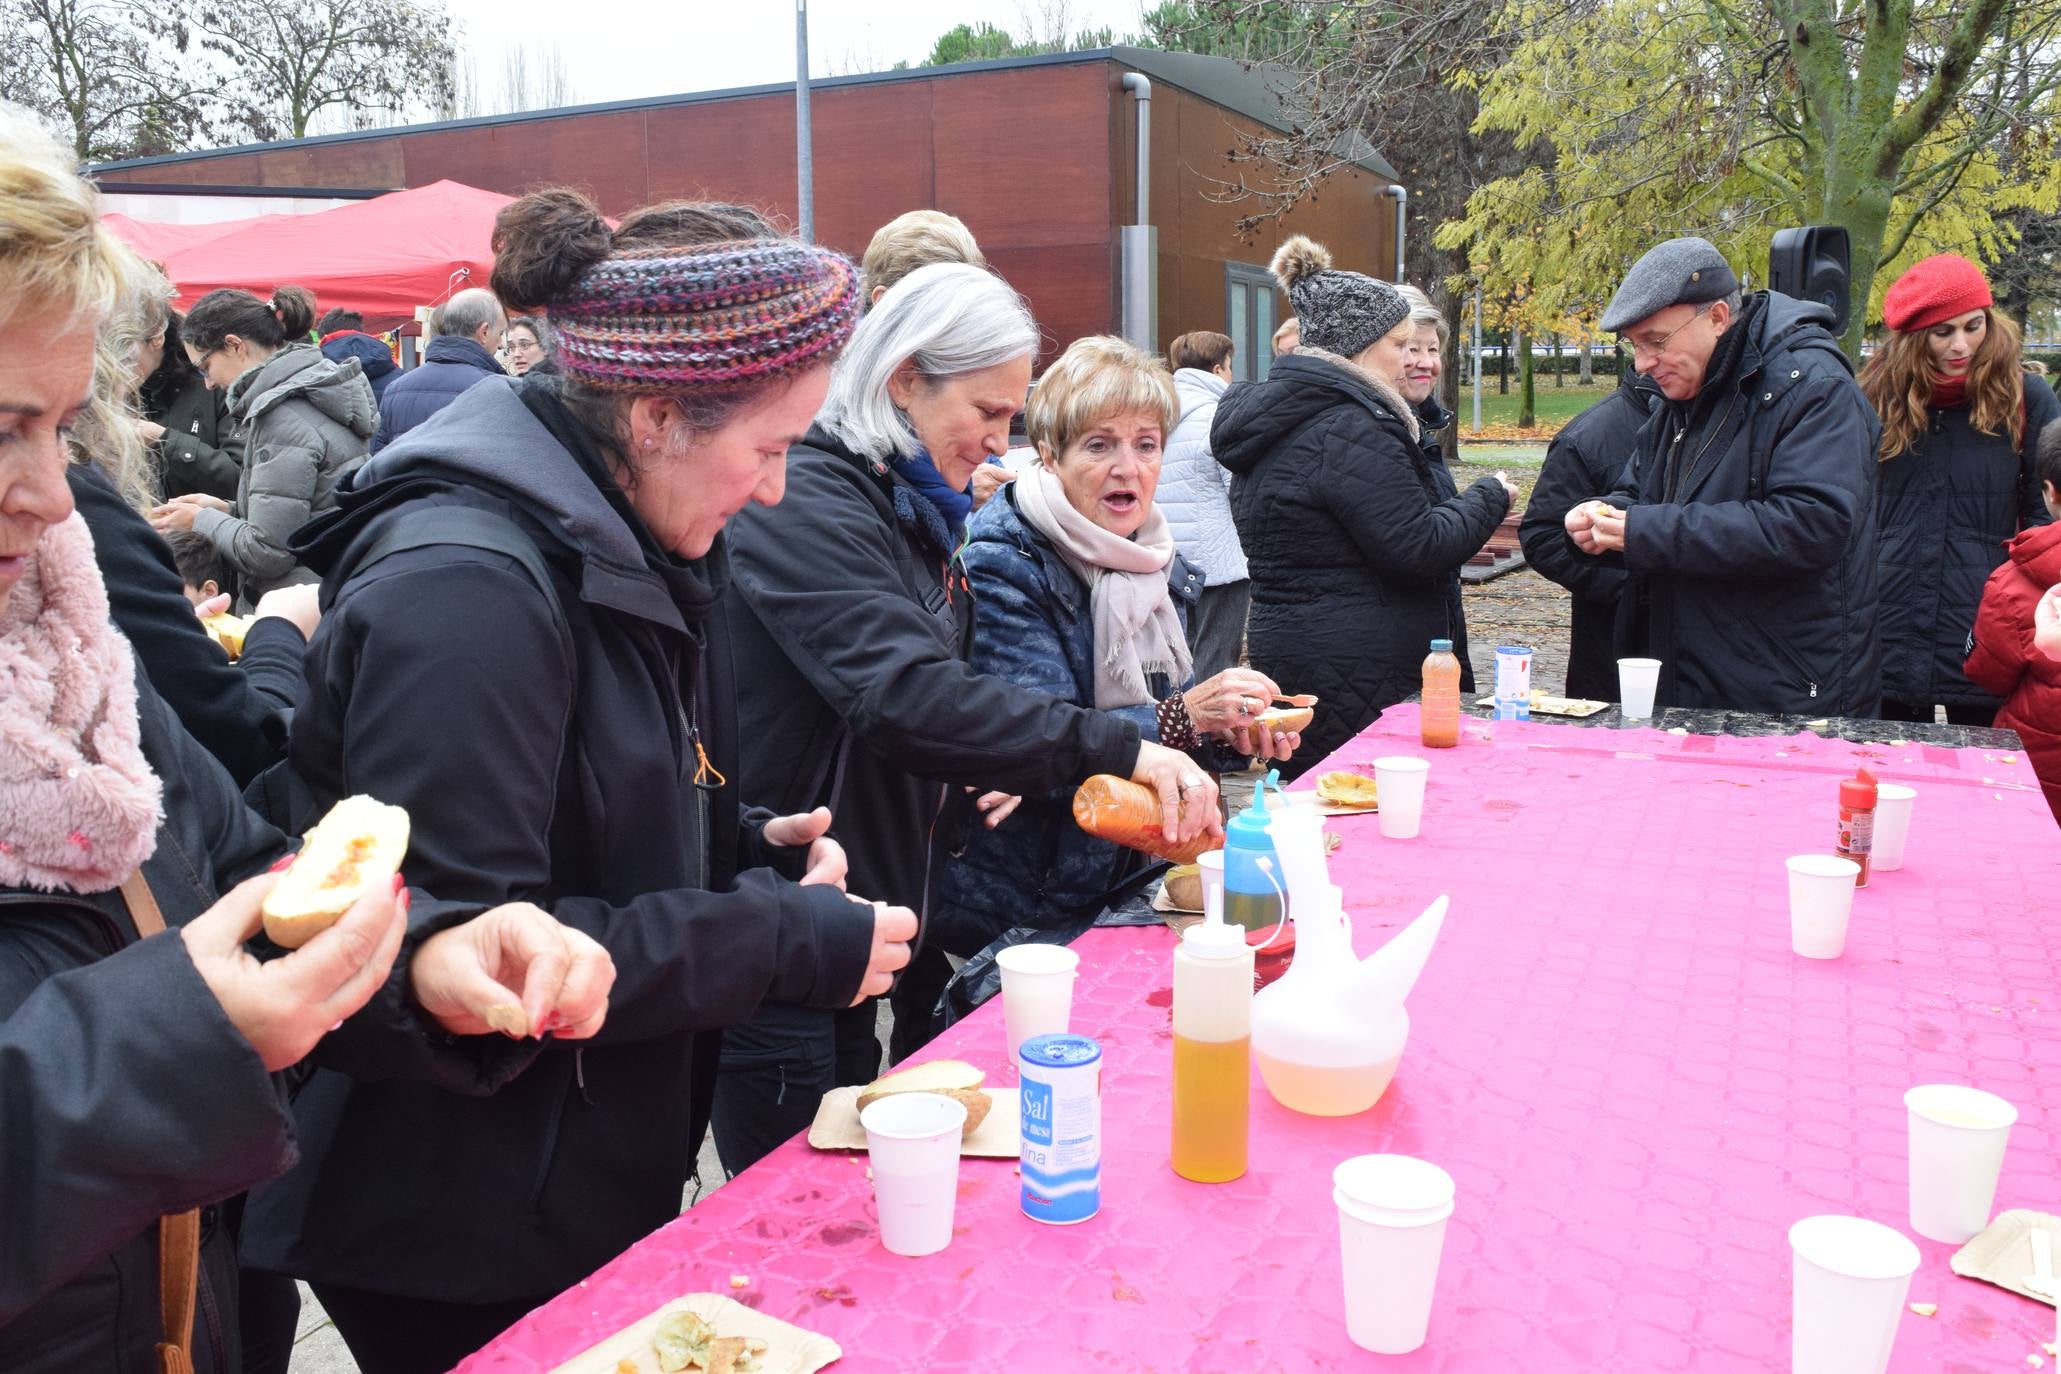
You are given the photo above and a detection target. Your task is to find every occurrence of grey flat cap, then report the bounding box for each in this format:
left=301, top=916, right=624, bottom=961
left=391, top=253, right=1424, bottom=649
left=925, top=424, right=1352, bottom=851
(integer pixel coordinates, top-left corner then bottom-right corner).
left=1601, top=237, right=1740, bottom=333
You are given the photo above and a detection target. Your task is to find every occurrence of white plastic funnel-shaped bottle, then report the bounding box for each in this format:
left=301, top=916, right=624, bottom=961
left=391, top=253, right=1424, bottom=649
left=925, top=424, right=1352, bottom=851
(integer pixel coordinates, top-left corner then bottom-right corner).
left=1352, top=896, right=1449, bottom=1008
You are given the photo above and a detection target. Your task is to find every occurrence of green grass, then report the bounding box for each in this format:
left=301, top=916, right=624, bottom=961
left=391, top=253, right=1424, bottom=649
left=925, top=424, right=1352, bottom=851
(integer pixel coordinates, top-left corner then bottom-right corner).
left=1450, top=378, right=1617, bottom=430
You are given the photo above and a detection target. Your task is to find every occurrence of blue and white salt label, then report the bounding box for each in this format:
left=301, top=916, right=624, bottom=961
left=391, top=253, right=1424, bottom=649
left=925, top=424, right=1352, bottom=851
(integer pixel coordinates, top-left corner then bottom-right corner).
left=1019, top=1033, right=1102, bottom=1225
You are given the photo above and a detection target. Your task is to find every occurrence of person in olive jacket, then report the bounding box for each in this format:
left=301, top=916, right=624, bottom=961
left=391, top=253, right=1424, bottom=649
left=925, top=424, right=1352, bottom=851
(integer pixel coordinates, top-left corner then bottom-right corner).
left=240, top=190, right=910, bottom=1374
left=1520, top=370, right=1663, bottom=700
left=138, top=306, right=243, bottom=501
left=1214, top=236, right=1514, bottom=774
left=1564, top=237, right=1884, bottom=717
left=1859, top=253, right=2056, bottom=727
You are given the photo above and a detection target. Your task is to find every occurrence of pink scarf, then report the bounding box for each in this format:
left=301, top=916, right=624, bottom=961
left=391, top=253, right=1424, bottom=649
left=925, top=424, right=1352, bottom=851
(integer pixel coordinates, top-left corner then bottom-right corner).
left=0, top=513, right=162, bottom=893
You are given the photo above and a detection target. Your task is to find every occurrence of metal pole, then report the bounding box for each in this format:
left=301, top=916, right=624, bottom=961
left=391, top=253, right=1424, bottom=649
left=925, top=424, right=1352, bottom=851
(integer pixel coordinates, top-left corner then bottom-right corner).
left=1471, top=284, right=1484, bottom=434
left=796, top=0, right=814, bottom=242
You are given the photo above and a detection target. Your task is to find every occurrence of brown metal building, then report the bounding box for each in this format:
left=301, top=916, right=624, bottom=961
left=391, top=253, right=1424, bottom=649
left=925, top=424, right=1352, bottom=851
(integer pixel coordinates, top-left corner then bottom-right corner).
left=92, top=46, right=1400, bottom=379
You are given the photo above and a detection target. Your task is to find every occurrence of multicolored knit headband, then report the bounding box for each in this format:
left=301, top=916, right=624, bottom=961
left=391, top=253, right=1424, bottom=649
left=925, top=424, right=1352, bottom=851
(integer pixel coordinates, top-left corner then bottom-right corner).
left=549, top=239, right=860, bottom=393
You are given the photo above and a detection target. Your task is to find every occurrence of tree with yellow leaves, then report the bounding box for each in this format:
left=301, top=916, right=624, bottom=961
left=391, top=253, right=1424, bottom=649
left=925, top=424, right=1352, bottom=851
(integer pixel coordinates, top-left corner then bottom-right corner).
left=1441, top=0, right=2061, bottom=355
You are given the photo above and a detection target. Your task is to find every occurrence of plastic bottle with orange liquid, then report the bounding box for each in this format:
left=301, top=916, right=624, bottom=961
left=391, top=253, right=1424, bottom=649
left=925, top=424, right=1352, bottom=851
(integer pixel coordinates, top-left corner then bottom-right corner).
left=1420, top=638, right=1461, bottom=748
left=1171, top=870, right=1254, bottom=1182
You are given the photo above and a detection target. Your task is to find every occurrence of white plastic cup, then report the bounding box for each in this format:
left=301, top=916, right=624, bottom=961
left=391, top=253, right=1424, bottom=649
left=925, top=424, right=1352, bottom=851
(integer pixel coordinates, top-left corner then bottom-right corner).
left=1904, top=1084, right=2017, bottom=1243
left=996, top=943, right=1079, bottom=1063
left=1618, top=658, right=1662, bottom=720
left=1872, top=785, right=1916, bottom=872
left=1787, top=855, right=1861, bottom=959
left=860, top=1092, right=968, bottom=1257
left=1788, top=1214, right=1920, bottom=1374
left=1373, top=757, right=1430, bottom=839
left=1196, top=850, right=1225, bottom=924
left=1333, top=1154, right=1456, bottom=1355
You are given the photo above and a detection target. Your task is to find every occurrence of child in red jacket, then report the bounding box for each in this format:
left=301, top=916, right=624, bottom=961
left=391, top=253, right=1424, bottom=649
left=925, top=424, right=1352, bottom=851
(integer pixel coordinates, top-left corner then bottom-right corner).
left=1966, top=420, right=2061, bottom=823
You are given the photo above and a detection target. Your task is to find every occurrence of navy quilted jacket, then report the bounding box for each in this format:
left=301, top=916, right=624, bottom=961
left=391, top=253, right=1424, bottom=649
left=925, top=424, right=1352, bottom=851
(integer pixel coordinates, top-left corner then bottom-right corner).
left=370, top=335, right=503, bottom=453
left=933, top=485, right=1232, bottom=954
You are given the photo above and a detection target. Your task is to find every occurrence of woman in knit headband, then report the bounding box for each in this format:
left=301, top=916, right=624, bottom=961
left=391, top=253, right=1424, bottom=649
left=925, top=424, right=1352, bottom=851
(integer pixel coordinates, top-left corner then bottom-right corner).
left=240, top=187, right=916, bottom=1373
left=1860, top=252, right=2060, bottom=729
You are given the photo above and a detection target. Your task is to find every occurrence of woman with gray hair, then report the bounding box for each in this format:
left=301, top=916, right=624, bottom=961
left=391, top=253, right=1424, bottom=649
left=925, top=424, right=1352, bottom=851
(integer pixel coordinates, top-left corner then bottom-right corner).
left=1396, top=284, right=1454, bottom=465
left=714, top=263, right=1220, bottom=1171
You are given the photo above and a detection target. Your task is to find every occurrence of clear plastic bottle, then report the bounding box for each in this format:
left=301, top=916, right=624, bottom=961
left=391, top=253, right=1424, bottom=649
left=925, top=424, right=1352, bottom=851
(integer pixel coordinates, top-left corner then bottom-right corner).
left=1171, top=897, right=1254, bottom=1182
left=1420, top=638, right=1461, bottom=749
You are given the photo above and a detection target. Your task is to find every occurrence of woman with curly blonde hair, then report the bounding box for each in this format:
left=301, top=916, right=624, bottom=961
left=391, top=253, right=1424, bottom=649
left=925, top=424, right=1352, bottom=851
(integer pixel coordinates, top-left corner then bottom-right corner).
left=1860, top=253, right=2058, bottom=726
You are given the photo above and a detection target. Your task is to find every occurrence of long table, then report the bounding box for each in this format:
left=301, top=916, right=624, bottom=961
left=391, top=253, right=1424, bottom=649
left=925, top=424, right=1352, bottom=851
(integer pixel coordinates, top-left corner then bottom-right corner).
left=463, top=706, right=2061, bottom=1371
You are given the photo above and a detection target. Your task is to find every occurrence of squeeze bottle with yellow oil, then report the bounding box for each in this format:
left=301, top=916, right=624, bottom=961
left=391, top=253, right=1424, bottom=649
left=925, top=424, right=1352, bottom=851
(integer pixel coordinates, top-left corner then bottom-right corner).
left=1170, top=860, right=1255, bottom=1183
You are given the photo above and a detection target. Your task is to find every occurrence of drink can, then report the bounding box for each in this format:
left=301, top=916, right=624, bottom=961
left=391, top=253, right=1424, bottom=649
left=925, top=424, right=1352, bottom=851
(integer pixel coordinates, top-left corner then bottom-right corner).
left=1019, top=1032, right=1102, bottom=1224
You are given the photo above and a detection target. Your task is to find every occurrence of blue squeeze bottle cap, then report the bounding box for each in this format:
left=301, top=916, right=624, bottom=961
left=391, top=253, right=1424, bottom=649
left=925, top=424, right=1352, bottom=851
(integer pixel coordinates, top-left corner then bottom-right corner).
left=1430, top=638, right=1453, bottom=652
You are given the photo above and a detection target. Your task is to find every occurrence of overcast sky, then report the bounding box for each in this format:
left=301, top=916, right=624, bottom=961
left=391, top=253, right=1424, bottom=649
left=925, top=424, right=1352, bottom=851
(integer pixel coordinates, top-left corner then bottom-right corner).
left=439, top=0, right=1156, bottom=111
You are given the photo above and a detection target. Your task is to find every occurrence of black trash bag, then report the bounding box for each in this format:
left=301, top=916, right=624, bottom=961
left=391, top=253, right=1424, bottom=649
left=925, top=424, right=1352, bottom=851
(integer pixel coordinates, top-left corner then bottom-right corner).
left=932, top=860, right=1171, bottom=1035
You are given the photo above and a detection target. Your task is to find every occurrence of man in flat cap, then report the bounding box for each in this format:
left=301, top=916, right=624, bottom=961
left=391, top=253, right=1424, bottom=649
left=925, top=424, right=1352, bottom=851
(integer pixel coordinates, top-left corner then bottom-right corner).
left=1563, top=236, right=1882, bottom=717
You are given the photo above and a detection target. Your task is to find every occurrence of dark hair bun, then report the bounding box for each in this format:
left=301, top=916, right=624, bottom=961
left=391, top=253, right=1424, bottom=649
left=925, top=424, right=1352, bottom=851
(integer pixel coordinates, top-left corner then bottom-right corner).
left=492, top=187, right=613, bottom=313
left=271, top=284, right=316, bottom=338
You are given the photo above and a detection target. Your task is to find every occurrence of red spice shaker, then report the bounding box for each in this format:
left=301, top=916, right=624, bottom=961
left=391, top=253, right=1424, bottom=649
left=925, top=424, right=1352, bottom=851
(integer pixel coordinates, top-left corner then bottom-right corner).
left=1837, top=767, right=1878, bottom=888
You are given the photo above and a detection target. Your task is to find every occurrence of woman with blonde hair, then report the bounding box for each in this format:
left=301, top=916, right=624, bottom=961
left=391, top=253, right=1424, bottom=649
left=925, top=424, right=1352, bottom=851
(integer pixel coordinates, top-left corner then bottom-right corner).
left=0, top=107, right=612, bottom=1374
left=934, top=336, right=1298, bottom=957
left=859, top=208, right=986, bottom=305
left=69, top=234, right=314, bottom=786
left=1861, top=253, right=2057, bottom=726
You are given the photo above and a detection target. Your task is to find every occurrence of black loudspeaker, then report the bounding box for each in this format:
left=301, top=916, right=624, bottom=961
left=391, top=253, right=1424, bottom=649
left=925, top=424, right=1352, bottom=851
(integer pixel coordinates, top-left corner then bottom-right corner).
left=1768, top=226, right=1851, bottom=333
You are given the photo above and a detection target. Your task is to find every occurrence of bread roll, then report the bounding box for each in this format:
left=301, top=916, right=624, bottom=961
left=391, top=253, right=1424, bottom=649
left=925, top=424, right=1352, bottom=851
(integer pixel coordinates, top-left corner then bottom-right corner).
left=856, top=1059, right=991, bottom=1137
left=261, top=795, right=411, bottom=948
left=1256, top=704, right=1314, bottom=734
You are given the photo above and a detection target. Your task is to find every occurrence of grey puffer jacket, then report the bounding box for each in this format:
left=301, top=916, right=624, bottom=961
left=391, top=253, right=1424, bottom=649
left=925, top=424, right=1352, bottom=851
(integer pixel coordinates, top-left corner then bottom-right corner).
left=194, top=345, right=374, bottom=604
left=1160, top=368, right=1247, bottom=586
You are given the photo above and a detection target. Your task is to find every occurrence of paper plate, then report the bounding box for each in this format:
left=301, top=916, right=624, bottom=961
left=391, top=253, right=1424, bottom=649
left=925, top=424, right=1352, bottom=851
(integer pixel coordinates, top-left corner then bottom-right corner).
left=806, top=1085, right=1021, bottom=1157
left=549, top=1292, right=842, bottom=1374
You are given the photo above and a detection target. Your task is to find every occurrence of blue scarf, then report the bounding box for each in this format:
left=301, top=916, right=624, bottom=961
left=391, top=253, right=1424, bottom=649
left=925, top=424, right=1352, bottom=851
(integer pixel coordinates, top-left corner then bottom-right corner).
left=889, top=451, right=973, bottom=535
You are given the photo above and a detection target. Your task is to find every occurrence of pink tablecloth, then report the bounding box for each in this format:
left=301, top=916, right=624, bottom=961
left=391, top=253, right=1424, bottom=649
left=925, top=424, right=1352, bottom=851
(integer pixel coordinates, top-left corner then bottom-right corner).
left=463, top=708, right=2061, bottom=1371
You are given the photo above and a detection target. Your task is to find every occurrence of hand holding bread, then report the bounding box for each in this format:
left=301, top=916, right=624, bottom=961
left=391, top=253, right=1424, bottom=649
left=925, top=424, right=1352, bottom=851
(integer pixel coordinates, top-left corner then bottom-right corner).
left=182, top=869, right=408, bottom=1072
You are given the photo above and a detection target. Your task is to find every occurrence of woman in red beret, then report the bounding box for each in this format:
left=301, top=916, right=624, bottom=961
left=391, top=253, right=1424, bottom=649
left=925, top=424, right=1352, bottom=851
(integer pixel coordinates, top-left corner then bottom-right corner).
left=1859, top=253, right=2058, bottom=726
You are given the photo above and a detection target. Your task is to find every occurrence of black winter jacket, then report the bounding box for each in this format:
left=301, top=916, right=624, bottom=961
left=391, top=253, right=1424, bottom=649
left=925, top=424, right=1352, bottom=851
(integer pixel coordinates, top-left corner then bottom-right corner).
left=140, top=369, right=242, bottom=502
left=242, top=378, right=877, bottom=1304
left=715, top=426, right=1144, bottom=929
left=0, top=669, right=531, bottom=1374
left=369, top=335, right=504, bottom=454
left=1520, top=374, right=1663, bottom=699
left=69, top=463, right=304, bottom=786
left=1214, top=350, right=1509, bottom=774
left=1597, top=292, right=1884, bottom=717
left=1875, top=375, right=2057, bottom=709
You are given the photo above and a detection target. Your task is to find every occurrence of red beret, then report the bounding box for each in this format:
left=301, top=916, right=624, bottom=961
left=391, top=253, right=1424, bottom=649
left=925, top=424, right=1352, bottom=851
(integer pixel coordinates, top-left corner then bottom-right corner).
left=1882, top=254, right=1993, bottom=333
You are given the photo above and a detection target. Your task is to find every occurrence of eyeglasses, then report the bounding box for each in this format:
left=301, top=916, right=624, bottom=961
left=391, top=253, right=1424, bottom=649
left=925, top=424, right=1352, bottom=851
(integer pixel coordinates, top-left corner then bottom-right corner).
left=1617, top=303, right=1713, bottom=362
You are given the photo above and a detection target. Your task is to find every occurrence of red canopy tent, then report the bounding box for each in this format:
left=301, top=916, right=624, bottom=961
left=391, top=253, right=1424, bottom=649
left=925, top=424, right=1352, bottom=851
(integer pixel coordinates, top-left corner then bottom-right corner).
left=152, top=180, right=512, bottom=330
left=102, top=212, right=295, bottom=264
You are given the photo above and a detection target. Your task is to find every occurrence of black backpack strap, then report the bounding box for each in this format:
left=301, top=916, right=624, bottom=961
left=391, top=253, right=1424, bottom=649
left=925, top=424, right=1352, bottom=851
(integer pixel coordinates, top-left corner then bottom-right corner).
left=244, top=503, right=578, bottom=834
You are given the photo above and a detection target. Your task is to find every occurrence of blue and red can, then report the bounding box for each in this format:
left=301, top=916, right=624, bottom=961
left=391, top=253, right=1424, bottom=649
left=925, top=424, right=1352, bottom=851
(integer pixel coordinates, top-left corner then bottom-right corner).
left=1018, top=1032, right=1102, bottom=1225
